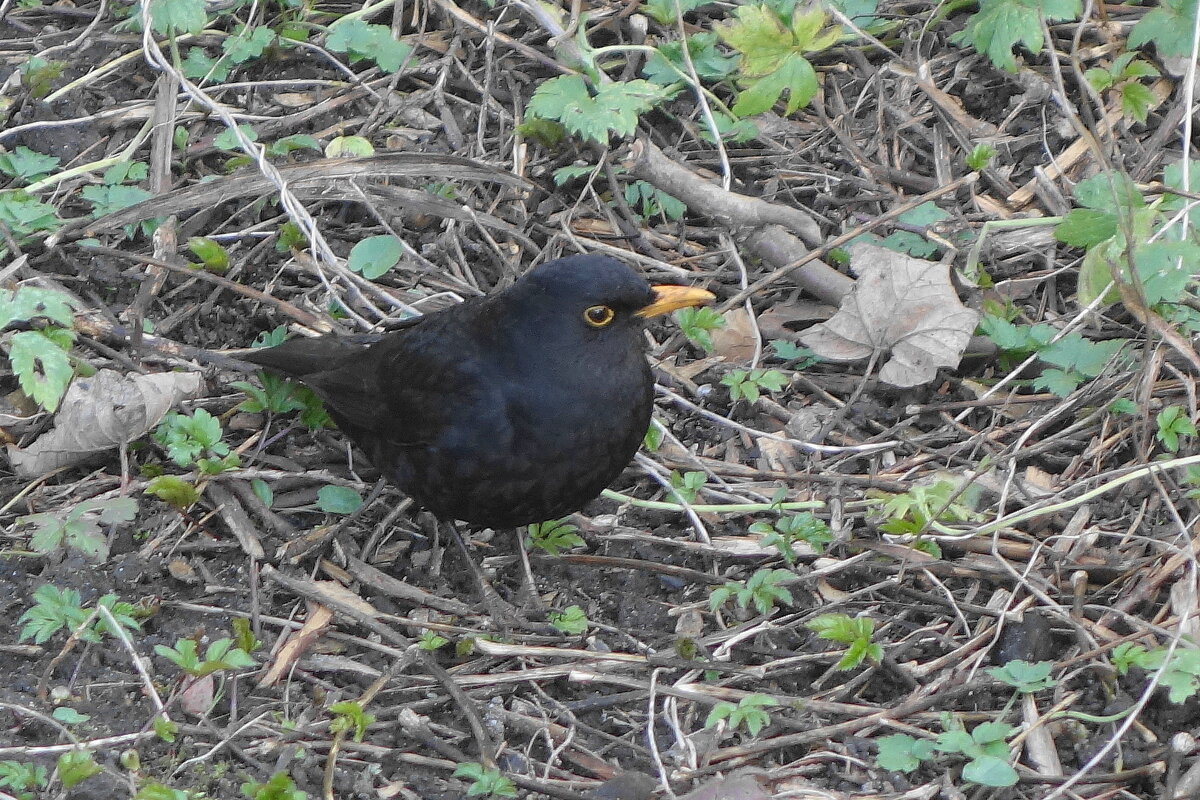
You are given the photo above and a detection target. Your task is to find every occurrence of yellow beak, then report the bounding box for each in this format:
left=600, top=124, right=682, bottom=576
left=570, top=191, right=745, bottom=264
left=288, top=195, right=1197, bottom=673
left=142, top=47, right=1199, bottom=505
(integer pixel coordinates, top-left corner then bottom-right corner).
left=635, top=285, right=716, bottom=318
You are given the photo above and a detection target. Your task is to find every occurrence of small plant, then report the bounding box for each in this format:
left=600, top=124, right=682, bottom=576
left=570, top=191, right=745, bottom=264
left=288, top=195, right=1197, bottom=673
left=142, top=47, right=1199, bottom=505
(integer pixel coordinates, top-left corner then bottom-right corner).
left=876, top=480, right=979, bottom=536
left=721, top=368, right=788, bottom=404
left=55, top=749, right=102, bottom=789
left=951, top=0, right=1080, bottom=72
left=1156, top=405, right=1196, bottom=453
left=750, top=512, right=832, bottom=562
left=183, top=25, right=279, bottom=83
left=0, top=190, right=63, bottom=250
left=347, top=235, right=403, bottom=279
left=0, top=285, right=77, bottom=410
left=81, top=161, right=155, bottom=237
left=329, top=701, right=375, bottom=742
left=241, top=771, right=306, bottom=800
left=19, top=57, right=65, bottom=99
left=1111, top=642, right=1200, bottom=703
left=641, top=0, right=707, bottom=25
left=525, top=76, right=672, bottom=145
left=965, top=143, right=996, bottom=171
left=134, top=782, right=194, bottom=799
left=19, top=496, right=137, bottom=560
left=0, top=146, right=60, bottom=184
left=1084, top=53, right=1160, bottom=123
left=675, top=306, right=725, bottom=353
left=934, top=718, right=1018, bottom=787
left=806, top=613, right=882, bottom=670
left=187, top=236, right=229, bottom=273
left=987, top=659, right=1056, bottom=693
left=418, top=631, right=449, bottom=651
left=624, top=180, right=686, bottom=222
left=876, top=733, right=936, bottom=773
left=232, top=617, right=262, bottom=654
left=145, top=475, right=201, bottom=510
left=453, top=762, right=517, bottom=798
left=0, top=760, right=48, bottom=800
left=710, top=568, right=794, bottom=615
left=769, top=339, right=820, bottom=366
left=549, top=605, right=588, bottom=635
left=668, top=470, right=706, bottom=504
left=1127, top=0, right=1199, bottom=58
left=526, top=518, right=584, bottom=555
left=326, top=18, right=414, bottom=73
left=154, top=637, right=256, bottom=677
left=154, top=408, right=240, bottom=473
left=316, top=484, right=363, bottom=514
left=19, top=585, right=140, bottom=644
left=715, top=6, right=841, bottom=116
left=705, top=693, right=778, bottom=736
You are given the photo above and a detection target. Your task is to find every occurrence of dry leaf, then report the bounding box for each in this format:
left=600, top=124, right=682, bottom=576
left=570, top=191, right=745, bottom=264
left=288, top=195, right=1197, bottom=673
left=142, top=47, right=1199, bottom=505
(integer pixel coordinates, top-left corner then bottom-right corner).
left=709, top=307, right=758, bottom=364
left=8, top=369, right=203, bottom=477
left=799, top=244, right=978, bottom=387
left=678, top=773, right=771, bottom=800
left=179, top=674, right=215, bottom=718
left=757, top=299, right=837, bottom=340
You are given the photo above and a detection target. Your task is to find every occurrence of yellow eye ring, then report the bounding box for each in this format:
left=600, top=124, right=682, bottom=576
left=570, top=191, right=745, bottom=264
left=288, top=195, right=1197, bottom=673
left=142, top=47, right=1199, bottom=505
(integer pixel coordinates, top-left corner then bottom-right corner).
left=583, top=305, right=616, bottom=328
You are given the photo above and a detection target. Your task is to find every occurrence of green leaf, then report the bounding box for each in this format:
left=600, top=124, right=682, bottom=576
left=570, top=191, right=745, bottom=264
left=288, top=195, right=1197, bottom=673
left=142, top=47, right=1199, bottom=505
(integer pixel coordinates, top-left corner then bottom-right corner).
left=224, top=25, right=275, bottom=63
left=876, top=733, right=934, bottom=772
left=732, top=53, right=817, bottom=116
left=146, top=476, right=201, bottom=508
left=148, top=0, right=207, bottom=35
left=348, top=235, right=404, bottom=279
left=326, top=19, right=413, bottom=72
left=182, top=47, right=232, bottom=82
left=1128, top=0, right=1199, bottom=57
left=1054, top=208, right=1116, bottom=248
left=188, top=236, right=229, bottom=272
left=952, top=0, right=1080, bottom=71
left=56, top=750, right=102, bottom=789
left=0, top=146, right=60, bottom=183
left=214, top=124, right=257, bottom=151
left=103, top=161, right=148, bottom=185
left=52, top=707, right=89, bottom=724
left=1084, top=66, right=1114, bottom=91
left=9, top=329, right=73, bottom=411
left=317, top=485, right=363, bottom=514
left=641, top=0, right=707, bottom=25
left=962, top=755, right=1018, bottom=787
left=1032, top=368, right=1082, bottom=396
left=1038, top=334, right=1124, bottom=377
left=0, top=190, right=62, bottom=241
left=1135, top=240, right=1195, bottom=305
left=527, top=75, right=669, bottom=144
left=0, top=286, right=75, bottom=328
left=251, top=478, right=274, bottom=507
left=549, top=604, right=588, bottom=634
left=1073, top=172, right=1142, bottom=212
left=1118, top=81, right=1156, bottom=124
left=642, top=33, right=737, bottom=84
left=81, top=184, right=154, bottom=218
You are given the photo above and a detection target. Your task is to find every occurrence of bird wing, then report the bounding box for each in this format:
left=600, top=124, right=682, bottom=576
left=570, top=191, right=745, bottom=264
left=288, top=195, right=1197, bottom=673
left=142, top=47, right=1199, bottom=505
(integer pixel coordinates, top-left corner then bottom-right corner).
left=303, top=314, right=494, bottom=450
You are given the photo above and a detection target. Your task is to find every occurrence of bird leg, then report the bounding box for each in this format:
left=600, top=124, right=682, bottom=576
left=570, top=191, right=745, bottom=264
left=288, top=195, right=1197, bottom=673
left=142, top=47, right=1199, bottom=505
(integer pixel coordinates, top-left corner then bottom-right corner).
left=446, top=522, right=548, bottom=633
left=512, top=528, right=547, bottom=616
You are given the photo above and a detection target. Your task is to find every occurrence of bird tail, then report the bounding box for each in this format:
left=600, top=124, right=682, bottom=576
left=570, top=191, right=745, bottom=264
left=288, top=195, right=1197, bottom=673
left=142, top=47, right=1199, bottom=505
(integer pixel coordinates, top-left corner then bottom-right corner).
left=239, top=336, right=371, bottom=377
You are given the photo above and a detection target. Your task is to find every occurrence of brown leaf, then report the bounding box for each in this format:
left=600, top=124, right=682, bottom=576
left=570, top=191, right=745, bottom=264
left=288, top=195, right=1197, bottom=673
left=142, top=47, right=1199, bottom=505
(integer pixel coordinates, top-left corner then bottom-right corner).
left=678, top=773, right=771, bottom=800
left=709, top=307, right=758, bottom=364
left=798, top=244, right=978, bottom=387
left=7, top=369, right=203, bottom=477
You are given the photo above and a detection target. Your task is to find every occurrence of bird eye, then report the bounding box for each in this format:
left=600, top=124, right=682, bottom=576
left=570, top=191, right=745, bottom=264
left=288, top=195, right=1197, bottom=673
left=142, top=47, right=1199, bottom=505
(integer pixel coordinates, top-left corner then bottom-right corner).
left=584, top=305, right=615, bottom=327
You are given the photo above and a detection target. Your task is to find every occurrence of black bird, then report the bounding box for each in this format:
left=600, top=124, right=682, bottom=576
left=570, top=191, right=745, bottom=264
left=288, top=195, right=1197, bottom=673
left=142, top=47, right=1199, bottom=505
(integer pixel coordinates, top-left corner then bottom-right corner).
left=242, top=254, right=714, bottom=528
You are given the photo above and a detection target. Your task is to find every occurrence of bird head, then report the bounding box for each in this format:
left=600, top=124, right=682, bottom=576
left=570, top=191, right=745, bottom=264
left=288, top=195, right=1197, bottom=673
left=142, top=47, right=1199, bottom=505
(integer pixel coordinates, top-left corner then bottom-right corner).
left=509, top=255, right=715, bottom=342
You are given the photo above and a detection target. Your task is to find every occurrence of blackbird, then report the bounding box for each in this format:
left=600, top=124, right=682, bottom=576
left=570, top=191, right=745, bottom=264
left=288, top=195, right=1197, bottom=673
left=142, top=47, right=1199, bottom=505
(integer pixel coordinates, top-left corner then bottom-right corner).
left=242, top=255, right=714, bottom=529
